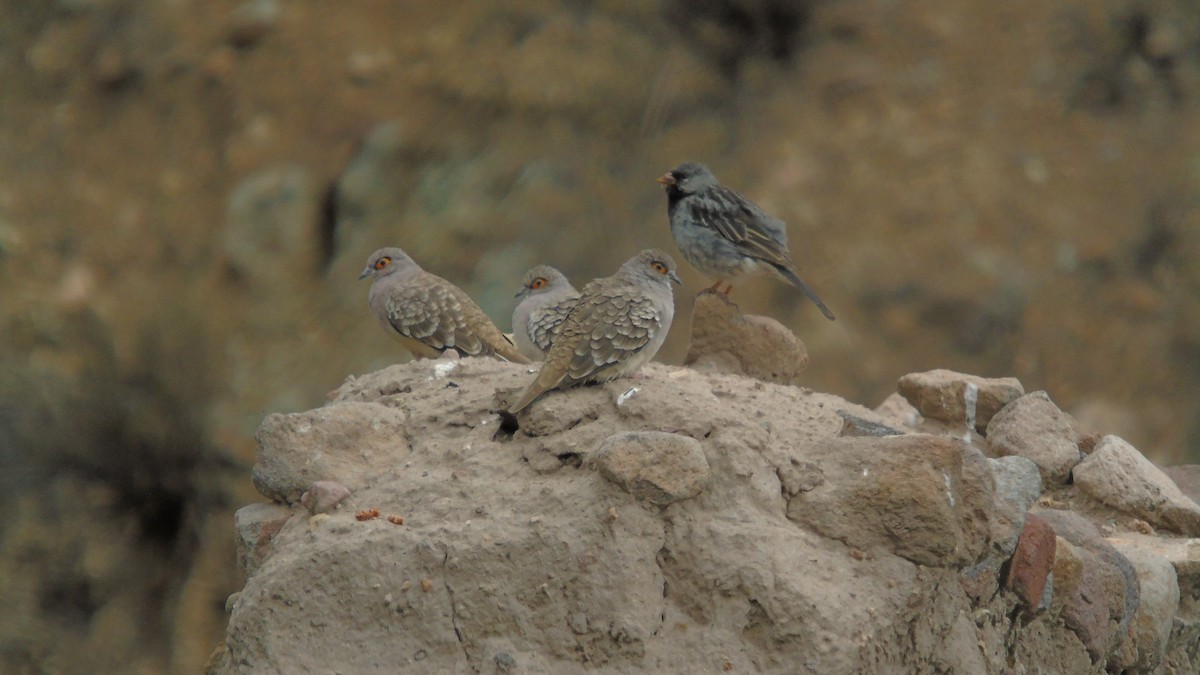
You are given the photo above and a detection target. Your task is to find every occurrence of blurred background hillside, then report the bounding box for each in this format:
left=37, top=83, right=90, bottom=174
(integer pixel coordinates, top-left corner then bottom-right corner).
left=0, top=0, right=1197, bottom=671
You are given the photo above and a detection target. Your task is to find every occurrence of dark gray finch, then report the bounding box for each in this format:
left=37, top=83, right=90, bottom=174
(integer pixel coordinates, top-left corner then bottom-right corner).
left=658, top=162, right=836, bottom=321
left=360, top=247, right=530, bottom=363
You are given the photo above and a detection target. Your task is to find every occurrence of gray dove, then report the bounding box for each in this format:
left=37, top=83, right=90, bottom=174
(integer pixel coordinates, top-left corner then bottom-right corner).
left=658, top=162, right=836, bottom=321
left=359, top=247, right=530, bottom=363
left=511, top=265, right=580, bottom=361
left=508, top=249, right=680, bottom=413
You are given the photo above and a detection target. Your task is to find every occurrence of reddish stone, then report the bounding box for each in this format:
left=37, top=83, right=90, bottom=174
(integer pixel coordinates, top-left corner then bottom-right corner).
left=1006, top=513, right=1056, bottom=617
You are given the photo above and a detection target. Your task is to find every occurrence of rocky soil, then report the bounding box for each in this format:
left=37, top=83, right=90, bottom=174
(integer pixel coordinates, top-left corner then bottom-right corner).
left=211, top=315, right=1200, bottom=672
left=1, top=0, right=1198, bottom=672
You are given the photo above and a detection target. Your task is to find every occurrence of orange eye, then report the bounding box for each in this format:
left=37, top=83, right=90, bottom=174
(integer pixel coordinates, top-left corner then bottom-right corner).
left=374, top=257, right=391, bottom=270
left=530, top=277, right=546, bottom=290
left=652, top=261, right=668, bottom=275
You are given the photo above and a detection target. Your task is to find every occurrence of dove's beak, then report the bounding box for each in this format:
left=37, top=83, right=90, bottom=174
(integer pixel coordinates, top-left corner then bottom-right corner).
left=668, top=271, right=682, bottom=285
left=656, top=173, right=675, bottom=187
left=358, top=267, right=372, bottom=280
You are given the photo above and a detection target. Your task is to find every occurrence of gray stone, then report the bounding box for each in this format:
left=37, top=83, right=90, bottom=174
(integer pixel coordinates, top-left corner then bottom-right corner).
left=1110, top=541, right=1180, bottom=671
left=986, top=391, right=1080, bottom=484
left=987, top=456, right=1042, bottom=558
left=590, top=431, right=710, bottom=505
left=567, top=612, right=588, bottom=635
left=897, top=369, right=1024, bottom=432
left=1073, top=435, right=1200, bottom=536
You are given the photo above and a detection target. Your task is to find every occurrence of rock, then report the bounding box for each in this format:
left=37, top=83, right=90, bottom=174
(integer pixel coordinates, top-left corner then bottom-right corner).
left=609, top=368, right=718, bottom=440
left=299, top=480, right=351, bottom=515
left=1036, top=509, right=1140, bottom=661
left=589, top=431, right=710, bottom=505
left=1052, top=538, right=1113, bottom=660
left=1106, top=532, right=1200, bottom=670
left=937, top=612, right=991, bottom=674
left=836, top=409, right=905, bottom=437
left=958, top=457, right=1041, bottom=607
left=219, top=359, right=1200, bottom=674
left=786, top=434, right=993, bottom=567
left=1107, top=532, right=1200, bottom=592
left=987, top=456, right=1042, bottom=558
left=897, top=369, right=1024, bottom=433
left=1162, top=465, right=1200, bottom=506
left=493, top=651, right=516, bottom=672
left=683, top=291, right=808, bottom=385
left=253, top=402, right=408, bottom=504
left=234, top=503, right=292, bottom=576
left=1005, top=514, right=1056, bottom=617
left=873, top=392, right=921, bottom=430
left=1073, top=435, right=1200, bottom=536
left=1109, top=541, right=1180, bottom=671
left=509, top=380, right=611, bottom=439
left=959, top=558, right=1002, bottom=604
left=986, top=391, right=1080, bottom=484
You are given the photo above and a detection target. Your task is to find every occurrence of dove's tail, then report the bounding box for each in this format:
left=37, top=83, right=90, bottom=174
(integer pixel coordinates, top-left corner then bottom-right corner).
left=508, top=367, right=568, bottom=413
left=773, top=264, right=837, bottom=321
left=492, top=335, right=532, bottom=364
left=507, top=383, right=542, bottom=414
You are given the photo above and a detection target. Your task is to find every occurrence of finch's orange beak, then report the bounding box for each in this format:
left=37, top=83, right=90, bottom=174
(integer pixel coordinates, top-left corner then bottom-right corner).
left=656, top=173, right=675, bottom=187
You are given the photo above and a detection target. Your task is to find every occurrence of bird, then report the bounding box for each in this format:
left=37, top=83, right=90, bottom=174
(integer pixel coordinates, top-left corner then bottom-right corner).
left=657, top=162, right=836, bottom=321
left=359, top=247, right=531, bottom=364
left=511, top=265, right=580, bottom=361
left=508, top=249, right=680, bottom=413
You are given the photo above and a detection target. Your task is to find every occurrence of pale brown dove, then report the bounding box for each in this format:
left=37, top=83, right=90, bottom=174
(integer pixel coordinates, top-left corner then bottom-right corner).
left=511, top=265, right=580, bottom=361
left=508, top=249, right=680, bottom=413
left=359, top=247, right=530, bottom=363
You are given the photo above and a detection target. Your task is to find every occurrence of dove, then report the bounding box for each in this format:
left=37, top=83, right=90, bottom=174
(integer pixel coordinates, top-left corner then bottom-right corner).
left=508, top=249, right=680, bottom=413
left=359, top=247, right=530, bottom=363
left=511, top=265, right=580, bottom=361
left=658, top=162, right=836, bottom=321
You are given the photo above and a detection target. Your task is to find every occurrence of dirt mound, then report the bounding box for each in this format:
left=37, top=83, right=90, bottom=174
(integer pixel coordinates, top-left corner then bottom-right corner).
left=211, top=354, right=1200, bottom=673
